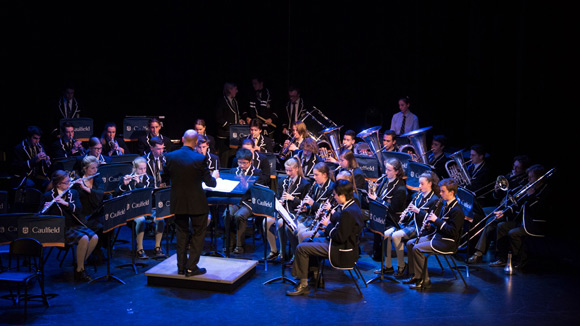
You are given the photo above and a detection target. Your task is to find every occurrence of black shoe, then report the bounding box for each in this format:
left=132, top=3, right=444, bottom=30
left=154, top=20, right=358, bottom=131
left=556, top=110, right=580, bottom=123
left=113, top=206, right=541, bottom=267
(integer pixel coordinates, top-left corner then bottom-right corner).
left=467, top=253, right=483, bottom=264
left=394, top=264, right=408, bottom=278
left=409, top=279, right=431, bottom=290
left=266, top=251, right=279, bottom=261
left=185, top=267, right=207, bottom=277
left=286, top=283, right=310, bottom=296
left=153, top=247, right=166, bottom=258
left=284, top=257, right=295, bottom=267
left=136, top=249, right=149, bottom=259
left=233, top=246, right=244, bottom=254
left=402, top=277, right=421, bottom=285
left=178, top=269, right=185, bottom=275
left=489, top=259, right=506, bottom=267
left=374, top=266, right=394, bottom=275
left=74, top=269, right=92, bottom=282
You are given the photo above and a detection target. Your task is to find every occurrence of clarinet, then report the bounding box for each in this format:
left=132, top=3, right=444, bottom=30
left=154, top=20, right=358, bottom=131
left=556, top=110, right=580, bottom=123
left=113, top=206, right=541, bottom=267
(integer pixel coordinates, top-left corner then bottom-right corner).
left=307, top=198, right=330, bottom=232
left=415, top=198, right=443, bottom=244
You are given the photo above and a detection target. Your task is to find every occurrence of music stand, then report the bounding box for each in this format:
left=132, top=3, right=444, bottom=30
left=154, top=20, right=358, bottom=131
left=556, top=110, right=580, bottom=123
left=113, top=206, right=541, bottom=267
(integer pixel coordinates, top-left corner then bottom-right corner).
left=90, top=231, right=125, bottom=285
left=249, top=184, right=277, bottom=271
left=263, top=200, right=297, bottom=286
left=366, top=200, right=400, bottom=285
left=454, top=187, right=483, bottom=276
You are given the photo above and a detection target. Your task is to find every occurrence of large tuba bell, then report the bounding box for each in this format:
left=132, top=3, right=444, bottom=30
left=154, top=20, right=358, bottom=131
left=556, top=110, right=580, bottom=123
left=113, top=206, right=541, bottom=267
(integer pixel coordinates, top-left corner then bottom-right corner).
left=445, top=149, right=472, bottom=187
left=357, top=126, right=385, bottom=173
left=319, top=125, right=342, bottom=161
left=399, top=126, right=432, bottom=164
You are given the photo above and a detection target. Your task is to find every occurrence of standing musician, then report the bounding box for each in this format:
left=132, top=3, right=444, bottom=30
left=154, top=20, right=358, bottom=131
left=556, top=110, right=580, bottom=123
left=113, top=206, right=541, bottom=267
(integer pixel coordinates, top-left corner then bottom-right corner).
left=247, top=118, right=274, bottom=153
left=382, top=171, right=440, bottom=278
left=163, top=130, right=217, bottom=276
left=51, top=122, right=85, bottom=159
left=101, top=122, right=129, bottom=156
left=294, top=138, right=323, bottom=180
left=428, top=134, right=450, bottom=179
left=286, top=162, right=335, bottom=260
left=196, top=134, right=220, bottom=174
left=488, top=164, right=551, bottom=270
left=215, top=82, right=245, bottom=167
left=404, top=178, right=464, bottom=289
left=248, top=76, right=277, bottom=137
left=143, top=136, right=168, bottom=188
left=224, top=148, right=268, bottom=254
left=41, top=170, right=98, bottom=282
left=12, top=125, right=51, bottom=191
left=381, top=130, right=399, bottom=153
left=116, top=157, right=164, bottom=259
left=194, top=118, right=217, bottom=155
left=367, top=157, right=407, bottom=262
left=73, top=155, right=107, bottom=264
left=336, top=150, right=367, bottom=193
left=267, top=158, right=311, bottom=261
left=58, top=85, right=80, bottom=119
left=136, top=117, right=173, bottom=155
left=282, top=86, right=313, bottom=137
left=468, top=154, right=531, bottom=264
left=280, top=120, right=308, bottom=160
left=287, top=179, right=364, bottom=296
left=390, top=96, right=420, bottom=136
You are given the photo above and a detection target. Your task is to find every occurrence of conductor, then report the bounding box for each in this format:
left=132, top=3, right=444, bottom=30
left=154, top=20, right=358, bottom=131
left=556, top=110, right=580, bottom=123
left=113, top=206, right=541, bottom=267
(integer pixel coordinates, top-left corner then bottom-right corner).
left=164, top=129, right=217, bottom=276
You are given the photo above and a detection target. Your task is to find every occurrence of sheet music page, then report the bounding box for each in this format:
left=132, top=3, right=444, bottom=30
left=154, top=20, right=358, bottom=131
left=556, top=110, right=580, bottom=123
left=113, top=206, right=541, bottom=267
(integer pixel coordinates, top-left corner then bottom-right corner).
left=275, top=200, right=297, bottom=231
left=202, top=178, right=239, bottom=193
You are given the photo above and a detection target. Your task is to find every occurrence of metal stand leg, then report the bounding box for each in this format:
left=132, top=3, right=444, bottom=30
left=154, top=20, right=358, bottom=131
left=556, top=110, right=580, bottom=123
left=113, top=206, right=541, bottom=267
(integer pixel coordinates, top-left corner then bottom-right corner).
left=367, top=237, right=399, bottom=285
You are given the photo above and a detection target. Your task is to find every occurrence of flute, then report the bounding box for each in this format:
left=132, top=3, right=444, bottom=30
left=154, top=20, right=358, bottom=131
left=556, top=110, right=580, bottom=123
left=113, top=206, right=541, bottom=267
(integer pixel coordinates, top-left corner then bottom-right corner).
left=40, top=173, right=100, bottom=214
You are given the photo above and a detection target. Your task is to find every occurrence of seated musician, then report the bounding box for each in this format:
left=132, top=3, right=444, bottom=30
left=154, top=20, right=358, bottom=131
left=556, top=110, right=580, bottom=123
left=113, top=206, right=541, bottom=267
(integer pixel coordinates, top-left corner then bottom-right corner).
left=286, top=162, right=335, bottom=261
left=383, top=171, right=440, bottom=278
left=117, top=157, right=164, bottom=259
left=488, top=164, right=551, bottom=270
left=194, top=118, right=217, bottom=155
left=336, top=150, right=367, bottom=199
left=367, top=157, right=407, bottom=262
left=40, top=170, right=98, bottom=282
left=196, top=134, right=220, bottom=174
left=287, top=179, right=364, bottom=296
left=82, top=137, right=111, bottom=165
left=404, top=178, right=464, bottom=289
left=136, top=117, right=174, bottom=155
left=224, top=148, right=268, bottom=254
left=325, top=129, right=356, bottom=163
left=12, top=125, right=51, bottom=191
left=73, top=155, right=107, bottom=263
left=101, top=122, right=129, bottom=156
left=239, top=138, right=271, bottom=178
left=247, top=118, right=274, bottom=153
left=280, top=120, right=308, bottom=160
left=267, top=157, right=311, bottom=261
left=294, top=137, right=323, bottom=180
left=427, top=134, right=450, bottom=180
left=51, top=122, right=85, bottom=159
left=143, top=136, right=168, bottom=188
left=381, top=130, right=399, bottom=153
left=298, top=169, right=358, bottom=243
left=468, top=154, right=531, bottom=264
left=465, top=144, right=492, bottom=197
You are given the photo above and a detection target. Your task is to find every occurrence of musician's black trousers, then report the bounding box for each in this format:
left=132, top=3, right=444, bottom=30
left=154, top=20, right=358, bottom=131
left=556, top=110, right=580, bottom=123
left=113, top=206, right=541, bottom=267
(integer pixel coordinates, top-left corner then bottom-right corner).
left=496, top=221, right=527, bottom=262
left=174, top=213, right=208, bottom=271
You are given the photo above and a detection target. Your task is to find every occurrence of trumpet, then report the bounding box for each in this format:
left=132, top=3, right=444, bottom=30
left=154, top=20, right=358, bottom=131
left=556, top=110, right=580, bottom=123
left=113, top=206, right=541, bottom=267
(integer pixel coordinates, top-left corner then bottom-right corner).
left=36, top=144, right=51, bottom=167
left=40, top=173, right=100, bottom=214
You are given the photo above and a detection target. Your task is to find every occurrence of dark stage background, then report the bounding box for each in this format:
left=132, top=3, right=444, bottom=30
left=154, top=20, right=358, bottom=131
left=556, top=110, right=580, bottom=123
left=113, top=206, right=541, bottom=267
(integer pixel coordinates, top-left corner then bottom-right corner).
left=0, top=1, right=572, bottom=217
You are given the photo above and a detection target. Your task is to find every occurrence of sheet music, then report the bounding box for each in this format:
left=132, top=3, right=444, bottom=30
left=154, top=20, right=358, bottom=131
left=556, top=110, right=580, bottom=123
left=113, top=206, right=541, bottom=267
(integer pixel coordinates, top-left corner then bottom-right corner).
left=203, top=178, right=239, bottom=193
left=275, top=200, right=297, bottom=231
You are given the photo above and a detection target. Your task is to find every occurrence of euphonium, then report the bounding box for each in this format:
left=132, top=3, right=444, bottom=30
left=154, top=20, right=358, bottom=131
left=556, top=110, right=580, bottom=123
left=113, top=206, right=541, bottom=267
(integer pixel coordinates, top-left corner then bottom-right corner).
left=445, top=150, right=472, bottom=187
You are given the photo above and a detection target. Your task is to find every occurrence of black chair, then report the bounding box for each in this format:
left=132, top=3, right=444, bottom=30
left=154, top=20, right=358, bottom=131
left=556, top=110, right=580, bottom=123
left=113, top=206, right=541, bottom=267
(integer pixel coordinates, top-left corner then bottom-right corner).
left=0, top=238, right=52, bottom=317
left=314, top=258, right=367, bottom=297
left=12, top=188, right=42, bottom=213
left=420, top=249, right=468, bottom=289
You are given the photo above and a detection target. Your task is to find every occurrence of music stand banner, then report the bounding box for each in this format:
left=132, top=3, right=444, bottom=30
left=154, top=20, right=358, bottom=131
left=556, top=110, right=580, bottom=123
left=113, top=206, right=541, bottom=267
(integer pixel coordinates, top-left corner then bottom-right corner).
left=109, top=153, right=140, bottom=165
left=355, top=154, right=380, bottom=179
left=229, top=124, right=250, bottom=147
left=0, top=191, right=7, bottom=214
left=250, top=185, right=277, bottom=219
left=153, top=187, right=173, bottom=219
left=264, top=153, right=277, bottom=177
left=368, top=200, right=388, bottom=234
left=54, top=157, right=78, bottom=173
left=98, top=163, right=133, bottom=193
left=406, top=161, right=433, bottom=188
left=457, top=187, right=476, bottom=219
left=101, top=188, right=152, bottom=233
left=19, top=215, right=66, bottom=247
left=60, top=118, right=93, bottom=141
left=123, top=117, right=154, bottom=141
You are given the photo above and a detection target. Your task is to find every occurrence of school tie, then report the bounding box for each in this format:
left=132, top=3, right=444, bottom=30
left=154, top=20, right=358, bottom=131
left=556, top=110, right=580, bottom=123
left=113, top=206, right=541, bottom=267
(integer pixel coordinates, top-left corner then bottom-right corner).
left=400, top=114, right=406, bottom=135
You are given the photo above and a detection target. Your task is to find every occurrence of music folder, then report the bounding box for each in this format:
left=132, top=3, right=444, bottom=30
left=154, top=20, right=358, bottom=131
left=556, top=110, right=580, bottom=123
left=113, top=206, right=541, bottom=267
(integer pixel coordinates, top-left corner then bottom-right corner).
left=275, top=200, right=297, bottom=232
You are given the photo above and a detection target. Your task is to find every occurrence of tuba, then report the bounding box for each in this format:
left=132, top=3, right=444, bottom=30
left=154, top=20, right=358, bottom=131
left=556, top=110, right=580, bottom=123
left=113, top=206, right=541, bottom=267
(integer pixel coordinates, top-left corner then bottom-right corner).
left=399, top=126, right=432, bottom=164
left=357, top=126, right=385, bottom=173
left=319, top=125, right=342, bottom=161
left=445, top=150, right=472, bottom=187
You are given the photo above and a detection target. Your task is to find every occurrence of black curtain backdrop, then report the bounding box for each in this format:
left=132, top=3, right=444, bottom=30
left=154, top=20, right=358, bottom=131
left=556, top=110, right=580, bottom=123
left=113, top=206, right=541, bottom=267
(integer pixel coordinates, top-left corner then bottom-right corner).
left=1, top=1, right=572, bottom=187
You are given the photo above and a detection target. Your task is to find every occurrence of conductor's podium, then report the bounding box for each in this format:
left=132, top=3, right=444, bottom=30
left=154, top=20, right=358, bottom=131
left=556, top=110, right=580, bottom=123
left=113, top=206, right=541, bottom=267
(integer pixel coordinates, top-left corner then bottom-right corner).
left=144, top=254, right=257, bottom=293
